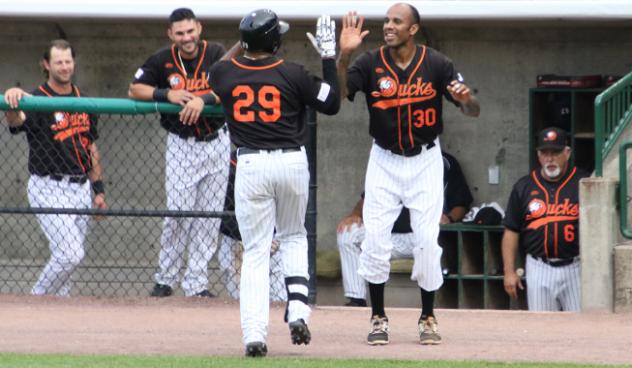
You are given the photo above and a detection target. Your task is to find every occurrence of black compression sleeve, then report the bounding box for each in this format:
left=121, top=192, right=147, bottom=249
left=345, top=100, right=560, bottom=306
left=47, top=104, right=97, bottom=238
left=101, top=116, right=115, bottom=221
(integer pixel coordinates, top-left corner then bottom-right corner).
left=201, top=94, right=217, bottom=105
left=152, top=88, right=169, bottom=102
left=319, top=58, right=340, bottom=115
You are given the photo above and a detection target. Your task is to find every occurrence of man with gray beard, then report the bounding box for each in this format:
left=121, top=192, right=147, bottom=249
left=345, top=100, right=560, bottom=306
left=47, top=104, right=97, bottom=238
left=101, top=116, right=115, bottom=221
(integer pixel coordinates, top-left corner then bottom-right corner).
left=502, top=127, right=588, bottom=311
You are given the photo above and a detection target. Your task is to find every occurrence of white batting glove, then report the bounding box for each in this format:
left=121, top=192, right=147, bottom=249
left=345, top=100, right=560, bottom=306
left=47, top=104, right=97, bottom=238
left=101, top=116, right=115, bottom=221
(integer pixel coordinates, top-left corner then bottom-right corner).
left=306, top=15, right=336, bottom=59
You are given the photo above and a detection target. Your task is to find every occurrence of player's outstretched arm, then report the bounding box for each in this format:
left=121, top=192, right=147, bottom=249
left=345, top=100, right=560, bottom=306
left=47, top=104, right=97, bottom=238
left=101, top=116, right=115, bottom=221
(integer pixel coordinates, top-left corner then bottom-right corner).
left=447, top=80, right=480, bottom=117
left=222, top=41, right=243, bottom=61
left=337, top=11, right=369, bottom=99
left=306, top=15, right=336, bottom=59
left=306, top=15, right=340, bottom=115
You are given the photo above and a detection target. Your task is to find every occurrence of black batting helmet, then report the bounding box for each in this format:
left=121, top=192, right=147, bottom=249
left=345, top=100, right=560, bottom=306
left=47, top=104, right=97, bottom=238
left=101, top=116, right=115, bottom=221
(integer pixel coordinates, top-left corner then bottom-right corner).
left=239, top=9, right=289, bottom=54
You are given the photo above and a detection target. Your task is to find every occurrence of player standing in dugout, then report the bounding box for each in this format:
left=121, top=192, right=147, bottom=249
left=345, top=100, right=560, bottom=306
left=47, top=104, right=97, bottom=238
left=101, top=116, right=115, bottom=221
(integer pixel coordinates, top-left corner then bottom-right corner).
left=3, top=39, right=107, bottom=296
left=128, top=8, right=231, bottom=298
left=337, top=3, right=480, bottom=345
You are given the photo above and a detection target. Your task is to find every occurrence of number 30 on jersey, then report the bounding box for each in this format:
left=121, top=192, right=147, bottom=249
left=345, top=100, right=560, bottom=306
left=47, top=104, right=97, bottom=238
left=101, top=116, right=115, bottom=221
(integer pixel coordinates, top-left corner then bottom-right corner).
left=232, top=85, right=281, bottom=123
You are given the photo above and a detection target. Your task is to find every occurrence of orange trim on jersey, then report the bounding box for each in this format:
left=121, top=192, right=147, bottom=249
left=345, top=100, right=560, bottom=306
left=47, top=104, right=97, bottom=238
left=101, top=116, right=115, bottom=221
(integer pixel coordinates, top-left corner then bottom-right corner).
left=531, top=170, right=550, bottom=258
left=38, top=85, right=52, bottom=96
left=54, top=126, right=90, bottom=142
left=372, top=95, right=436, bottom=109
left=527, top=216, right=578, bottom=230
left=230, top=159, right=237, bottom=167
left=405, top=46, right=426, bottom=148
left=171, top=45, right=186, bottom=77
left=38, top=84, right=81, bottom=97
left=171, top=43, right=214, bottom=136
left=39, top=84, right=88, bottom=173
left=230, top=58, right=284, bottom=70
left=71, top=136, right=87, bottom=173
left=552, top=167, right=577, bottom=257
left=193, top=41, right=208, bottom=79
left=71, top=84, right=87, bottom=173
left=379, top=46, right=402, bottom=151
left=195, top=43, right=213, bottom=136
left=171, top=41, right=208, bottom=82
left=192, top=89, right=212, bottom=96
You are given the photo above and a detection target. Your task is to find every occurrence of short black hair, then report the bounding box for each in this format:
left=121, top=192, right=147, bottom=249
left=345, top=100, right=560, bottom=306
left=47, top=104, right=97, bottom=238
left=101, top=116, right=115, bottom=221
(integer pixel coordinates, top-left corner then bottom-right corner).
left=169, top=8, right=196, bottom=24
left=405, top=3, right=421, bottom=26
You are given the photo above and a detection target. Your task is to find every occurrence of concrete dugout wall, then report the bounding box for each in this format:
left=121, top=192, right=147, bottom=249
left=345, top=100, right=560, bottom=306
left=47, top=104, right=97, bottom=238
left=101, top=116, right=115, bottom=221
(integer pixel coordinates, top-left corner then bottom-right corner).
left=0, top=17, right=631, bottom=253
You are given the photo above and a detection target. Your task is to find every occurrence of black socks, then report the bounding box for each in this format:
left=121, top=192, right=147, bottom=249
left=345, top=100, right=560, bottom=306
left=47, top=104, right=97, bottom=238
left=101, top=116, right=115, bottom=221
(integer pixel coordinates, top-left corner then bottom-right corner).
left=368, top=282, right=386, bottom=317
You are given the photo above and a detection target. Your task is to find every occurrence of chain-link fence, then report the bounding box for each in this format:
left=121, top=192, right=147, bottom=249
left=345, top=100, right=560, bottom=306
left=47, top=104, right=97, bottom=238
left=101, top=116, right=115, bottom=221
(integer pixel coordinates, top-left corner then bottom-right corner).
left=0, top=96, right=314, bottom=300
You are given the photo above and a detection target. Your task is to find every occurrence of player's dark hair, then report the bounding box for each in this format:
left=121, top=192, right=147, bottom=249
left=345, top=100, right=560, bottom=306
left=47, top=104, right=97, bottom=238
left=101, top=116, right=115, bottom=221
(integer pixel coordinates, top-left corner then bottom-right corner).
left=405, top=3, right=421, bottom=26
left=42, top=39, right=75, bottom=78
left=169, top=8, right=196, bottom=24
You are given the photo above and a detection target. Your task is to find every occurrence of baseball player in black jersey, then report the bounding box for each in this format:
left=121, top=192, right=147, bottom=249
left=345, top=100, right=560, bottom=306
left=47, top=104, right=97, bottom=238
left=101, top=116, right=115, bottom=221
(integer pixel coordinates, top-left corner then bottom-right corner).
left=209, top=9, right=340, bottom=357
left=337, top=3, right=480, bottom=345
left=129, top=8, right=231, bottom=298
left=337, top=151, right=473, bottom=308
left=502, top=127, right=588, bottom=311
left=3, top=39, right=107, bottom=296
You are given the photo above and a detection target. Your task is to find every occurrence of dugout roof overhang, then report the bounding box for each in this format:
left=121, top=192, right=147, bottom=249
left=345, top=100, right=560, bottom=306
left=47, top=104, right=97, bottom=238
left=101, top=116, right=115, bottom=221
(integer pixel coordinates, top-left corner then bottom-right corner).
left=1, top=0, right=631, bottom=23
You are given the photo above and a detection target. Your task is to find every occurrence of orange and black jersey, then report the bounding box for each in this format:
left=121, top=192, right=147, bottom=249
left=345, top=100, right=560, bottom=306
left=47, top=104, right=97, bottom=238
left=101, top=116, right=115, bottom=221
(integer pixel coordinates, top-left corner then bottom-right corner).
left=503, top=167, right=589, bottom=260
left=132, top=41, right=226, bottom=139
left=209, top=56, right=340, bottom=149
left=347, top=45, right=461, bottom=155
left=9, top=83, right=98, bottom=177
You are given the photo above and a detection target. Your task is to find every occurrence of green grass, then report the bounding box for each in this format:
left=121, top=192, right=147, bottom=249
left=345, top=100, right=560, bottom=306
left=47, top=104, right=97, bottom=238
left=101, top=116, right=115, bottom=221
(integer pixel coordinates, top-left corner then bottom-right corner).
left=0, top=353, right=626, bottom=368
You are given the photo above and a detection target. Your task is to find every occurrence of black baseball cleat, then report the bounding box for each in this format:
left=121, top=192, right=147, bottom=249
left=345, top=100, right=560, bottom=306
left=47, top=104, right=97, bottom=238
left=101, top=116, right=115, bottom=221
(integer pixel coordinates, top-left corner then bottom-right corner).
left=192, top=290, right=215, bottom=298
left=289, top=318, right=311, bottom=345
left=150, top=283, right=173, bottom=297
left=245, top=341, right=267, bottom=357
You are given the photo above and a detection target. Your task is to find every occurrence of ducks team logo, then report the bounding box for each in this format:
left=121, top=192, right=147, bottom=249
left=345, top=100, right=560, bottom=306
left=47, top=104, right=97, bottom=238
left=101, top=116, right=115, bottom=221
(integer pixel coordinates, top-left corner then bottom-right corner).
left=371, top=76, right=397, bottom=98
left=527, top=198, right=546, bottom=219
left=168, top=73, right=185, bottom=90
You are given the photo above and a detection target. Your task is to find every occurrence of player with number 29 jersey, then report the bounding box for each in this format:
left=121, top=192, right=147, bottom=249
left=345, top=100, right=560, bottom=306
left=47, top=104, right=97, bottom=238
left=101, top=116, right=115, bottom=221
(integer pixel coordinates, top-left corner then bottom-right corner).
left=208, top=9, right=339, bottom=357
left=209, top=56, right=338, bottom=148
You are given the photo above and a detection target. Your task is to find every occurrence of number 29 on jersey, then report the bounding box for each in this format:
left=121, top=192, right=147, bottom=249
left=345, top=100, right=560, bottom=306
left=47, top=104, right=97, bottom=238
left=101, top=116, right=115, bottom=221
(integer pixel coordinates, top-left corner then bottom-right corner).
left=232, top=85, right=281, bottom=123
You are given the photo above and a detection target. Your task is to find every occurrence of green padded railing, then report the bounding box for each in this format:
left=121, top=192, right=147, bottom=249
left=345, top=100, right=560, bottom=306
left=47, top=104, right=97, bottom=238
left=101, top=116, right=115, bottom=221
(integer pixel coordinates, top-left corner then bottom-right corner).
left=594, top=72, right=632, bottom=176
left=619, top=142, right=632, bottom=238
left=0, top=95, right=224, bottom=116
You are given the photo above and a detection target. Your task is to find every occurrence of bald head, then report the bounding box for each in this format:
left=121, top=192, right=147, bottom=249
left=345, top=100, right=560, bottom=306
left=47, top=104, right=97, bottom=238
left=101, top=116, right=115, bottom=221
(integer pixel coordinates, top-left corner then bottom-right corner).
left=389, top=3, right=421, bottom=26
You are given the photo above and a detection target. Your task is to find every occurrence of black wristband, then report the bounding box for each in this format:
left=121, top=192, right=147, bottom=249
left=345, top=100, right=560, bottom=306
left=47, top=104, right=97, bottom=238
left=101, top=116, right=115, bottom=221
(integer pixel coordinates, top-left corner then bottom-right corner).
left=92, top=180, right=105, bottom=195
left=152, top=88, right=169, bottom=102
left=201, top=94, right=217, bottom=105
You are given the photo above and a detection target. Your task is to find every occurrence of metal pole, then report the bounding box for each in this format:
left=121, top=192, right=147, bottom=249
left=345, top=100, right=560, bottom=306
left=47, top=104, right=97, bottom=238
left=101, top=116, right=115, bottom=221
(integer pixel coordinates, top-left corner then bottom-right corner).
left=305, top=107, right=318, bottom=304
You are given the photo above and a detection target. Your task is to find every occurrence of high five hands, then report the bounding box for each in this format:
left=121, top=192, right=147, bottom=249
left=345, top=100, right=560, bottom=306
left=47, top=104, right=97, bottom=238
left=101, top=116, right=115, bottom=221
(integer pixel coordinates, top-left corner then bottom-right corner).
left=306, top=15, right=337, bottom=59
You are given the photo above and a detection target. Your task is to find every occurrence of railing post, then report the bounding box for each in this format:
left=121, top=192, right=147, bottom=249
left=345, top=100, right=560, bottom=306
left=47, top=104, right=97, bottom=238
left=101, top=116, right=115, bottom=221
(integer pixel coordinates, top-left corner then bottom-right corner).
left=594, top=96, right=604, bottom=177
left=619, top=142, right=632, bottom=238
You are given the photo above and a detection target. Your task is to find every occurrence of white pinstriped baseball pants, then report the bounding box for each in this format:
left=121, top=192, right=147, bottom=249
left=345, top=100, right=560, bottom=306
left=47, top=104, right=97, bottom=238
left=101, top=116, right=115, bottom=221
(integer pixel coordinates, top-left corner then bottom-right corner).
left=338, top=224, right=428, bottom=299
left=154, top=130, right=230, bottom=296
left=526, top=254, right=581, bottom=311
left=28, top=175, right=91, bottom=296
left=235, top=147, right=310, bottom=345
left=357, top=141, right=444, bottom=292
